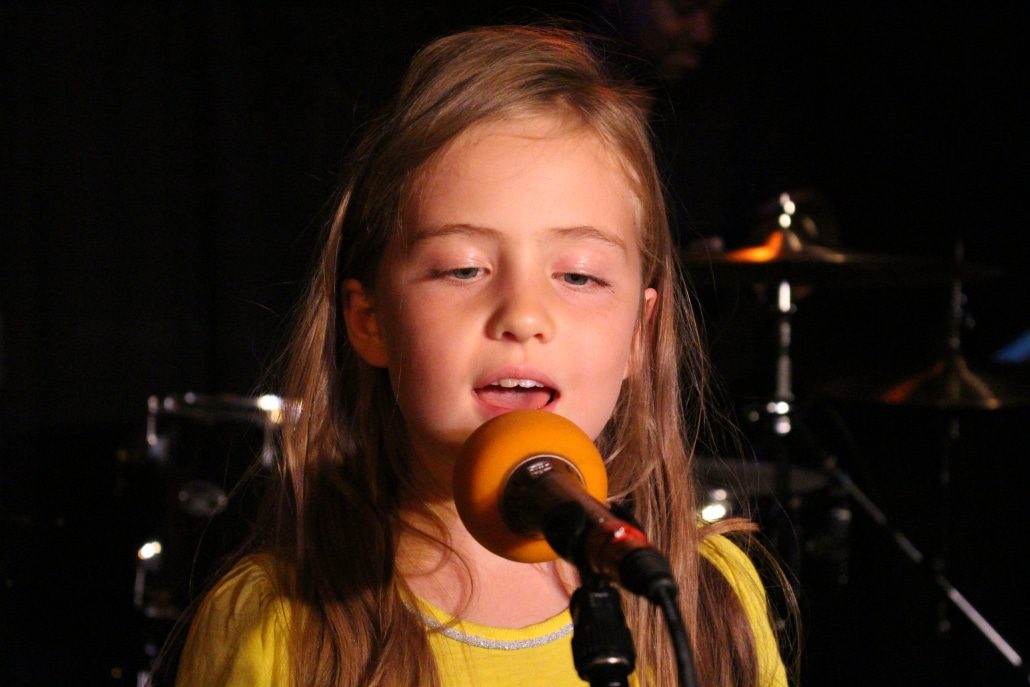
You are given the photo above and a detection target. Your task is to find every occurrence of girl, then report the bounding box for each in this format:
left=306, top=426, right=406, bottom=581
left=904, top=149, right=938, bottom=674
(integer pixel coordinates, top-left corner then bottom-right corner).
left=174, top=25, right=789, bottom=687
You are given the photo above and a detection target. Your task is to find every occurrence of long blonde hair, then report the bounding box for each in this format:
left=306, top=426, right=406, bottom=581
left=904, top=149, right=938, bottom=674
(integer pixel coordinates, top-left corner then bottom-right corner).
left=268, top=25, right=773, bottom=686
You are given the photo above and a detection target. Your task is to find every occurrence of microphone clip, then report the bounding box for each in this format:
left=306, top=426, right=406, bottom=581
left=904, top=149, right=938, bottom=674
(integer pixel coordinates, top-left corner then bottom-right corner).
left=569, top=574, right=636, bottom=687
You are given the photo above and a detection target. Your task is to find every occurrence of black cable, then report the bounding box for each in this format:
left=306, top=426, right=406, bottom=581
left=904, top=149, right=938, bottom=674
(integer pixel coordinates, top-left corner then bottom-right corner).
left=616, top=545, right=698, bottom=687
left=653, top=583, right=698, bottom=687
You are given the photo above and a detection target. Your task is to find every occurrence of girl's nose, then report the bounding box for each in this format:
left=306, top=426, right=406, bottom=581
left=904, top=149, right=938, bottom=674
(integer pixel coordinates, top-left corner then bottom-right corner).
left=485, top=279, right=556, bottom=343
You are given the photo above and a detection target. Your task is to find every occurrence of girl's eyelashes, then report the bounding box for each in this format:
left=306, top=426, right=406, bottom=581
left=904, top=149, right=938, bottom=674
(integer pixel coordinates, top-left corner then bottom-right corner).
left=558, top=272, right=610, bottom=288
left=430, top=266, right=484, bottom=281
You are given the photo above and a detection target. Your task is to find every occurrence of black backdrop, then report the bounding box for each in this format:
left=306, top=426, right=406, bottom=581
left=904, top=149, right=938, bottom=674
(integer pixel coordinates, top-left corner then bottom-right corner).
left=3, top=2, right=1029, bottom=685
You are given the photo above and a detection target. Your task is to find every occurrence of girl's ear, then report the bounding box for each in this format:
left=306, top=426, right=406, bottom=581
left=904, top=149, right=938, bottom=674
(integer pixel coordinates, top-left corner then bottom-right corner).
left=625, top=287, right=658, bottom=379
left=642, top=286, right=658, bottom=324
left=342, top=279, right=389, bottom=368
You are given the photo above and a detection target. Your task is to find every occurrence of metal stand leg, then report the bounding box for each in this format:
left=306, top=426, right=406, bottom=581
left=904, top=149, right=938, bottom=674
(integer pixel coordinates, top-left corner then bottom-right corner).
left=832, top=467, right=1029, bottom=684
left=768, top=279, right=802, bottom=572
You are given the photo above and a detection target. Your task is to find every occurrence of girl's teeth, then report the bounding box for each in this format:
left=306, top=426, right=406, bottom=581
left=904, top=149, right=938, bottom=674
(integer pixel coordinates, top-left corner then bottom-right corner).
left=495, top=378, right=544, bottom=389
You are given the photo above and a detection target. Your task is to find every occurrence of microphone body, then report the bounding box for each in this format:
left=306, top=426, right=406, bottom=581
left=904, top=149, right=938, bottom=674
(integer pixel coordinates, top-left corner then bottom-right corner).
left=454, top=410, right=675, bottom=599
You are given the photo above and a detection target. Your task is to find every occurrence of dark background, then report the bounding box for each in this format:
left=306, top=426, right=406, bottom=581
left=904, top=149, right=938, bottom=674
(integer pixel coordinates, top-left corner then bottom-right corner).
left=3, top=2, right=1028, bottom=685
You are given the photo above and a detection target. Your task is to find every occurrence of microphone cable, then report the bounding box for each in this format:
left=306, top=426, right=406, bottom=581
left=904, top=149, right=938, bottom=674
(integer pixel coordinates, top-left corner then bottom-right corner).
left=652, top=582, right=698, bottom=687
left=614, top=524, right=698, bottom=687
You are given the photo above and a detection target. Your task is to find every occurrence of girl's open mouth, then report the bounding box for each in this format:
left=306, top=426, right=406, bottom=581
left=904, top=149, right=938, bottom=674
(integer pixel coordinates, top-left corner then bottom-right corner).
left=474, top=378, right=557, bottom=410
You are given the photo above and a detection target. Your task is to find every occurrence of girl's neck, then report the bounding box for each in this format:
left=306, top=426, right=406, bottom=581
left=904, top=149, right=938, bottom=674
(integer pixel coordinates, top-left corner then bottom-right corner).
left=397, top=498, right=578, bottom=628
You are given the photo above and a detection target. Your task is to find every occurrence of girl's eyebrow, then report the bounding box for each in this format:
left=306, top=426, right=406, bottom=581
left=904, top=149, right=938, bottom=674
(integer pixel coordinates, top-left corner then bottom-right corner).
left=550, top=225, right=628, bottom=254
left=411, top=223, right=503, bottom=244
left=412, top=223, right=627, bottom=254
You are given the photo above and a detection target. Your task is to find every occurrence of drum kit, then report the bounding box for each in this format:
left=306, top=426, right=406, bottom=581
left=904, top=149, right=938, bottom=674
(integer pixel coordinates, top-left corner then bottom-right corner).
left=682, top=192, right=1029, bottom=681
left=132, top=392, right=290, bottom=667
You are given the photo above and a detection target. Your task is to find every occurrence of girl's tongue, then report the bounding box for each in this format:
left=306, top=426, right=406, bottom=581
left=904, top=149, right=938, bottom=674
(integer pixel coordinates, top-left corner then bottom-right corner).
left=476, top=385, right=554, bottom=410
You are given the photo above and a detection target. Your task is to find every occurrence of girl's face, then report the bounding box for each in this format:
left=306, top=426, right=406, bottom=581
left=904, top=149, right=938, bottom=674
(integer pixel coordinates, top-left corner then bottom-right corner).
left=347, top=115, right=655, bottom=481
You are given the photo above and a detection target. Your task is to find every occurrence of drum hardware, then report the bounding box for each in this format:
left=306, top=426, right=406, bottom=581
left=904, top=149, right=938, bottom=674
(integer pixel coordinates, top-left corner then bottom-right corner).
left=146, top=392, right=292, bottom=469
left=133, top=392, right=292, bottom=675
left=830, top=465, right=1030, bottom=684
left=681, top=226, right=1001, bottom=290
left=688, top=194, right=853, bottom=571
left=826, top=243, right=1026, bottom=411
left=176, top=479, right=231, bottom=519
left=821, top=241, right=1026, bottom=643
left=873, top=356, right=1030, bottom=410
left=702, top=401, right=1028, bottom=680
left=681, top=188, right=1025, bottom=682
left=684, top=216, right=1022, bottom=632
left=697, top=456, right=830, bottom=501
left=684, top=198, right=838, bottom=572
left=697, top=452, right=851, bottom=584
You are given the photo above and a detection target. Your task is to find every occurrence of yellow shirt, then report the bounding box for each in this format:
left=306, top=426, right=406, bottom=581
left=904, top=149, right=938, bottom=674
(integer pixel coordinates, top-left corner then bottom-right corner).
left=176, top=536, right=786, bottom=686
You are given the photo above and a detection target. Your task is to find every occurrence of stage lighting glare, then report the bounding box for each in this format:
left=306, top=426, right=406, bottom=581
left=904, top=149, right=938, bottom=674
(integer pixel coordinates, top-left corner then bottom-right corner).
left=138, top=541, right=163, bottom=561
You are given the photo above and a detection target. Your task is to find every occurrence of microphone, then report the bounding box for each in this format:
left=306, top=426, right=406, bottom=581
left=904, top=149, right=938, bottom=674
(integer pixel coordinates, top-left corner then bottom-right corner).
left=453, top=410, right=676, bottom=599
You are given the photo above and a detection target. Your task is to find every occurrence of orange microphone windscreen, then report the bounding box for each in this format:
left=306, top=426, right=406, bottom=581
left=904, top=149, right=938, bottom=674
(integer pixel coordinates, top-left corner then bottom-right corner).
left=453, top=410, right=608, bottom=563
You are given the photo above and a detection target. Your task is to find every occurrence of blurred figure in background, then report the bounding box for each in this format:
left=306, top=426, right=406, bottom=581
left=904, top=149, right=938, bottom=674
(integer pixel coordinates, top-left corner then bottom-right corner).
left=594, top=0, right=815, bottom=251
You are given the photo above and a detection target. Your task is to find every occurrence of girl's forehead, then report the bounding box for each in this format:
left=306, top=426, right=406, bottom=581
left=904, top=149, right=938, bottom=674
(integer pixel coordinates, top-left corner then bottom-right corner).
left=404, top=113, right=646, bottom=241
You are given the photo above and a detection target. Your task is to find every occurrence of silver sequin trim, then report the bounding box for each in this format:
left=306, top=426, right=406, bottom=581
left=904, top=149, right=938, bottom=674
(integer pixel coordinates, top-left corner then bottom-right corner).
left=421, top=612, right=573, bottom=651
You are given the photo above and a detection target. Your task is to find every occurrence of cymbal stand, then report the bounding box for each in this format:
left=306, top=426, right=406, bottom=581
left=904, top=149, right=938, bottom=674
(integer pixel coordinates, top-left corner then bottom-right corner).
left=831, top=466, right=1029, bottom=684
left=871, top=241, right=994, bottom=638
left=932, top=241, right=976, bottom=637
left=767, top=279, right=801, bottom=571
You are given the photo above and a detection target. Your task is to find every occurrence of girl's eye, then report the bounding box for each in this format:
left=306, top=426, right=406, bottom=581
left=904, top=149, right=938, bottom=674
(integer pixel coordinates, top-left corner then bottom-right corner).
left=560, top=272, right=602, bottom=287
left=446, top=267, right=481, bottom=280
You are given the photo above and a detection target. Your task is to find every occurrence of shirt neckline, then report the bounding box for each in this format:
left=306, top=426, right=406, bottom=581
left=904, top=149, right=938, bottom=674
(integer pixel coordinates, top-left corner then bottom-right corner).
left=413, top=595, right=574, bottom=649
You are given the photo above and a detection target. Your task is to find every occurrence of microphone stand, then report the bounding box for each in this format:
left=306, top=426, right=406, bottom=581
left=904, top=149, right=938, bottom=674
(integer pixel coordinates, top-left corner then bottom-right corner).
left=506, top=456, right=698, bottom=687
left=541, top=499, right=634, bottom=687
left=541, top=496, right=697, bottom=687
left=569, top=572, right=636, bottom=687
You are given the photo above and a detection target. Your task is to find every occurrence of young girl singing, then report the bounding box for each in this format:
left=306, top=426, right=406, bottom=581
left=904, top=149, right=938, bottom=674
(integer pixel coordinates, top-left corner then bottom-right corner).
left=173, top=25, right=789, bottom=687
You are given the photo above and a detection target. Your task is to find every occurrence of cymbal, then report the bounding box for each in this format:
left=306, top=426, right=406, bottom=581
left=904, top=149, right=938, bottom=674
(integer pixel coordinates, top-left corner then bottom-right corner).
left=681, top=230, right=1002, bottom=288
left=828, top=356, right=1030, bottom=410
